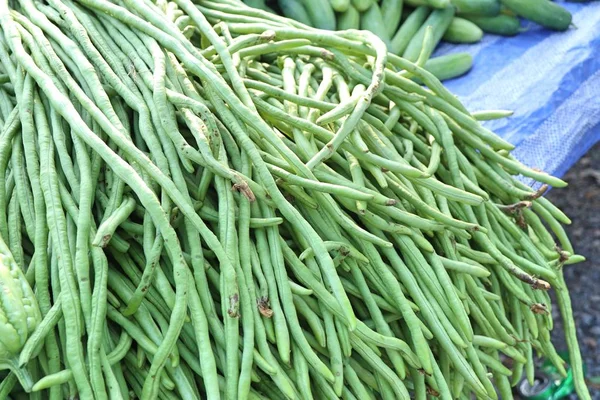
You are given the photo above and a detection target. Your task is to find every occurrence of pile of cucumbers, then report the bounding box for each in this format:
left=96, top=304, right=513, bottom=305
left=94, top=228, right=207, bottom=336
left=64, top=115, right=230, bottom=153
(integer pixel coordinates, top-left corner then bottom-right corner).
left=243, top=0, right=574, bottom=81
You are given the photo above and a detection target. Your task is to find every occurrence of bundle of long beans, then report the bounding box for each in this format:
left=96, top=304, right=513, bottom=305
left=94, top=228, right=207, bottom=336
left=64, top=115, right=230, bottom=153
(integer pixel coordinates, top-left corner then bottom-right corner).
left=0, top=0, right=590, bottom=399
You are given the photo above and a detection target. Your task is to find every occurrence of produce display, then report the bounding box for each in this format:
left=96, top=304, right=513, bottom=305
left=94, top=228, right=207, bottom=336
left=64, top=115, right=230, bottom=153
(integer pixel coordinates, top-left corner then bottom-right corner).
left=0, top=0, right=591, bottom=399
left=243, top=0, right=574, bottom=81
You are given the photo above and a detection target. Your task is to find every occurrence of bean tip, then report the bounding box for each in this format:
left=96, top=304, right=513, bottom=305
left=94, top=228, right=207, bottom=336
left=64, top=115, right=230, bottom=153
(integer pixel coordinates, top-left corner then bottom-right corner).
left=232, top=182, right=256, bottom=202
left=258, top=297, right=273, bottom=318
left=531, top=279, right=551, bottom=291
left=530, top=303, right=549, bottom=315
left=426, top=387, right=440, bottom=397
left=533, top=184, right=549, bottom=198
left=227, top=293, right=240, bottom=318
left=260, top=30, right=276, bottom=42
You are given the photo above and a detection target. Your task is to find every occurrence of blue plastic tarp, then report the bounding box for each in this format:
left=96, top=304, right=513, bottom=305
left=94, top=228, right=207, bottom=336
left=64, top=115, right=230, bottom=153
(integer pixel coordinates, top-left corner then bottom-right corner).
left=435, top=1, right=600, bottom=179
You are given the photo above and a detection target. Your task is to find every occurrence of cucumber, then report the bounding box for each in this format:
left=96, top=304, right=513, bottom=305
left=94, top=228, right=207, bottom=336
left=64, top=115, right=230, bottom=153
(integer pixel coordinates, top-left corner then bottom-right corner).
left=244, top=0, right=271, bottom=11
left=351, top=0, right=374, bottom=12
left=360, top=3, right=392, bottom=44
left=452, top=0, right=501, bottom=16
left=329, top=0, right=351, bottom=12
left=442, top=17, right=484, bottom=43
left=390, top=6, right=430, bottom=54
left=465, top=14, right=520, bottom=36
left=337, top=5, right=361, bottom=30
left=278, top=0, right=313, bottom=26
left=403, top=7, right=455, bottom=62
left=500, top=0, right=572, bottom=31
left=300, top=0, right=337, bottom=30
left=405, top=0, right=451, bottom=9
left=381, top=0, right=404, bottom=38
left=421, top=52, right=473, bottom=82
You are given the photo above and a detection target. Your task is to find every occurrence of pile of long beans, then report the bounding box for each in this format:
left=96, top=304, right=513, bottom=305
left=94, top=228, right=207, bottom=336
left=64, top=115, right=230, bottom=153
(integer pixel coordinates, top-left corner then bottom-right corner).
left=0, top=0, right=591, bottom=399
left=243, top=0, right=575, bottom=82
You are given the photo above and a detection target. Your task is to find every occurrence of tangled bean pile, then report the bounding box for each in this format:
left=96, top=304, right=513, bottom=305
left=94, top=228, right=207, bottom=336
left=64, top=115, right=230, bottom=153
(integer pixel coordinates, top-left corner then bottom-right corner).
left=0, top=0, right=590, bottom=399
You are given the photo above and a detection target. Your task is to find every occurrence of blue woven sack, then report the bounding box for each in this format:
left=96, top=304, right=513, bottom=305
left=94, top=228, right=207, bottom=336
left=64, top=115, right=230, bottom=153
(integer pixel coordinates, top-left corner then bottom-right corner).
left=436, top=1, right=600, bottom=179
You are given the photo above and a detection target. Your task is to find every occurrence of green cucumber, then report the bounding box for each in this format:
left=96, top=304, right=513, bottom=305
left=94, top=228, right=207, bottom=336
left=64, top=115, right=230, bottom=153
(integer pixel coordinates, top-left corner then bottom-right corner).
left=465, top=14, right=520, bottom=36
left=337, top=5, right=361, bottom=30
left=351, top=0, right=374, bottom=12
left=452, top=0, right=501, bottom=16
left=278, top=0, right=314, bottom=26
left=300, top=0, right=337, bottom=29
left=422, top=53, right=473, bottom=82
left=403, top=7, right=455, bottom=62
left=244, top=0, right=271, bottom=11
left=390, top=6, right=431, bottom=55
left=500, top=0, right=572, bottom=31
left=405, top=0, right=452, bottom=9
left=442, top=17, right=484, bottom=43
left=360, top=3, right=392, bottom=44
left=381, top=0, right=404, bottom=38
left=330, top=0, right=351, bottom=12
